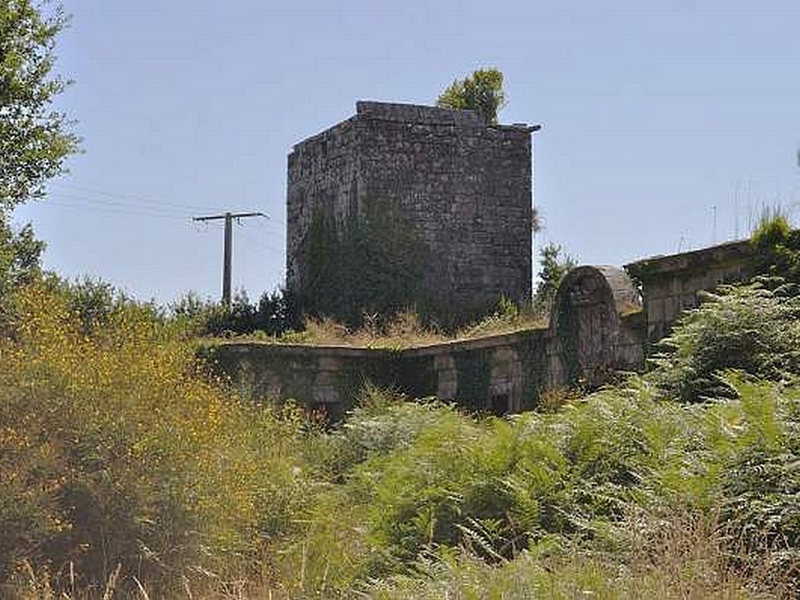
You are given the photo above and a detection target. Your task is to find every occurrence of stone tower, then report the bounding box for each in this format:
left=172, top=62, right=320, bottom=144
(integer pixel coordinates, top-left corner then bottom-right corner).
left=286, top=101, right=538, bottom=327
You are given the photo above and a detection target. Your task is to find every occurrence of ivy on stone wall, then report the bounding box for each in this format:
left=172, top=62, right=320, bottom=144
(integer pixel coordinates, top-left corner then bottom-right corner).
left=299, top=196, right=428, bottom=326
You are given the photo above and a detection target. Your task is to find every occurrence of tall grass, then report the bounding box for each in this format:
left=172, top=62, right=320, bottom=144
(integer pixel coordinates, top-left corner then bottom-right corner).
left=209, top=300, right=546, bottom=349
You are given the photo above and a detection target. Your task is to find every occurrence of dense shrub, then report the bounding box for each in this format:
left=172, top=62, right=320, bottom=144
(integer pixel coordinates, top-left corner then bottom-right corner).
left=750, top=212, right=800, bottom=287
left=0, top=218, right=44, bottom=301
left=170, top=287, right=299, bottom=338
left=716, top=378, right=800, bottom=583
left=283, top=374, right=800, bottom=597
left=4, top=269, right=800, bottom=597
left=0, top=282, right=307, bottom=591
left=307, top=384, right=691, bottom=566
left=649, top=284, right=800, bottom=401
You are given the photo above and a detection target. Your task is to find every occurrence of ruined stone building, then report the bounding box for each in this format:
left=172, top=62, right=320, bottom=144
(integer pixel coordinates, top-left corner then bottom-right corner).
left=212, top=239, right=759, bottom=417
left=286, top=101, right=539, bottom=327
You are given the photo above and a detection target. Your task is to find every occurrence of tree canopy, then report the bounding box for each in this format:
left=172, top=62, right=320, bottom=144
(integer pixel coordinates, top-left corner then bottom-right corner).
left=0, top=0, right=78, bottom=209
left=436, top=67, right=507, bottom=124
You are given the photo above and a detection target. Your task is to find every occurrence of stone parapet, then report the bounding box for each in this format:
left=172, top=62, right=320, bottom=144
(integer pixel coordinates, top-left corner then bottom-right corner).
left=355, top=101, right=484, bottom=126
left=625, top=239, right=753, bottom=344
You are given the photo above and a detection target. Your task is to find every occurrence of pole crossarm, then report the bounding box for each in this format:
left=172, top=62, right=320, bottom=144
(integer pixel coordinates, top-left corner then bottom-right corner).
left=192, top=210, right=269, bottom=307
left=193, top=211, right=268, bottom=222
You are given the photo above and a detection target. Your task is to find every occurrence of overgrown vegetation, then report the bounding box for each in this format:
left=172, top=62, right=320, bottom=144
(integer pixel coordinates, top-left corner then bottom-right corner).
left=0, top=214, right=43, bottom=299
left=170, top=287, right=299, bottom=338
left=298, top=196, right=428, bottom=328
left=750, top=210, right=800, bottom=289
left=3, top=8, right=799, bottom=593
left=649, top=283, right=800, bottom=401
left=2, top=272, right=800, bottom=598
left=198, top=297, right=546, bottom=349
left=534, top=241, right=577, bottom=313
left=0, top=280, right=309, bottom=595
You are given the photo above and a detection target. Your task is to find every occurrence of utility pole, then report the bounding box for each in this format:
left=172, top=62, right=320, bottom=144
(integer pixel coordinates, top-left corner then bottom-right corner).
left=193, top=211, right=268, bottom=308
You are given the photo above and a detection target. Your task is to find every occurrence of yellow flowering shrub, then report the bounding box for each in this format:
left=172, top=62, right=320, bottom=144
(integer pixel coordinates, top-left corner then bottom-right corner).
left=0, top=282, right=306, bottom=589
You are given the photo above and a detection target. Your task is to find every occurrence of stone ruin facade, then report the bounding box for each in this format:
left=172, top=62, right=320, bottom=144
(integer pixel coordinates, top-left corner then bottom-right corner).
left=213, top=238, right=760, bottom=417
left=286, top=101, right=538, bottom=327
left=209, top=265, right=646, bottom=419
left=209, top=98, right=769, bottom=415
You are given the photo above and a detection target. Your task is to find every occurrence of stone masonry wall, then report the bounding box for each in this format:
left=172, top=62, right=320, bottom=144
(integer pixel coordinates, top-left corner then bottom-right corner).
left=206, top=266, right=643, bottom=417
left=286, top=101, right=535, bottom=327
left=286, top=116, right=360, bottom=293
left=213, top=238, right=756, bottom=417
left=625, top=240, right=753, bottom=344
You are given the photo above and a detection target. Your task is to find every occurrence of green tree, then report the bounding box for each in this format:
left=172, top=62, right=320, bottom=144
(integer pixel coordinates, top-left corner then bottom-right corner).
left=0, top=214, right=44, bottom=297
left=436, top=68, right=507, bottom=124
left=534, top=242, right=576, bottom=311
left=1, top=0, right=79, bottom=209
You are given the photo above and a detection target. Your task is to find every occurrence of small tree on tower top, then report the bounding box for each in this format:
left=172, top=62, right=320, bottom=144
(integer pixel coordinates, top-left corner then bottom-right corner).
left=436, top=68, right=507, bottom=124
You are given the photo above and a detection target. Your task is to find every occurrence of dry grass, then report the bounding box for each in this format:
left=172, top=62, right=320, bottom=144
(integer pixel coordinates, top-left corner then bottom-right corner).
left=298, top=310, right=448, bottom=348
left=249, top=307, right=548, bottom=349
left=617, top=509, right=795, bottom=599
left=364, top=509, right=797, bottom=600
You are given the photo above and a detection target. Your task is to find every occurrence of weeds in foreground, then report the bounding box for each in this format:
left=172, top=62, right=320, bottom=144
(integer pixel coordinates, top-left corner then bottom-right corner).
left=0, top=283, right=309, bottom=591
left=9, top=510, right=795, bottom=599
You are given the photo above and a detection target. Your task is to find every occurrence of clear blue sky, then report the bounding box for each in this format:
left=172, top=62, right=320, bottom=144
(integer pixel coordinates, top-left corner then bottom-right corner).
left=13, top=0, right=800, bottom=306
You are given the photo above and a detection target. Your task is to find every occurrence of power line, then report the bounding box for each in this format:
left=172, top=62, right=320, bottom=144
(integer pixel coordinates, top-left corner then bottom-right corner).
left=48, top=190, right=191, bottom=213
left=51, top=182, right=211, bottom=213
left=193, top=211, right=269, bottom=307
left=49, top=183, right=284, bottom=225
left=46, top=198, right=193, bottom=220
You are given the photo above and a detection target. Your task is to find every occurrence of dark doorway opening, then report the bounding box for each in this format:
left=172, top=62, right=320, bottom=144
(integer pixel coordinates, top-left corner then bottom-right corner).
left=489, top=393, right=509, bottom=416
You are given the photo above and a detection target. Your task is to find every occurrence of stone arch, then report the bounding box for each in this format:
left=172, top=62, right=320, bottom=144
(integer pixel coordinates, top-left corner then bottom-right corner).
left=547, top=266, right=641, bottom=389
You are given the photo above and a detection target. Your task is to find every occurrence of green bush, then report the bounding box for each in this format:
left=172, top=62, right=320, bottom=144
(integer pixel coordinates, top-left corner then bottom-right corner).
left=751, top=212, right=800, bottom=287
left=169, top=287, right=298, bottom=338
left=649, top=284, right=800, bottom=402
left=715, top=378, right=800, bottom=582
left=332, top=383, right=690, bottom=563
left=0, top=218, right=44, bottom=300
left=306, top=385, right=455, bottom=481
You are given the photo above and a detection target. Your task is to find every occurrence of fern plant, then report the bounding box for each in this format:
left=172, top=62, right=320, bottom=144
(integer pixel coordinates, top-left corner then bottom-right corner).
left=649, top=284, right=800, bottom=402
